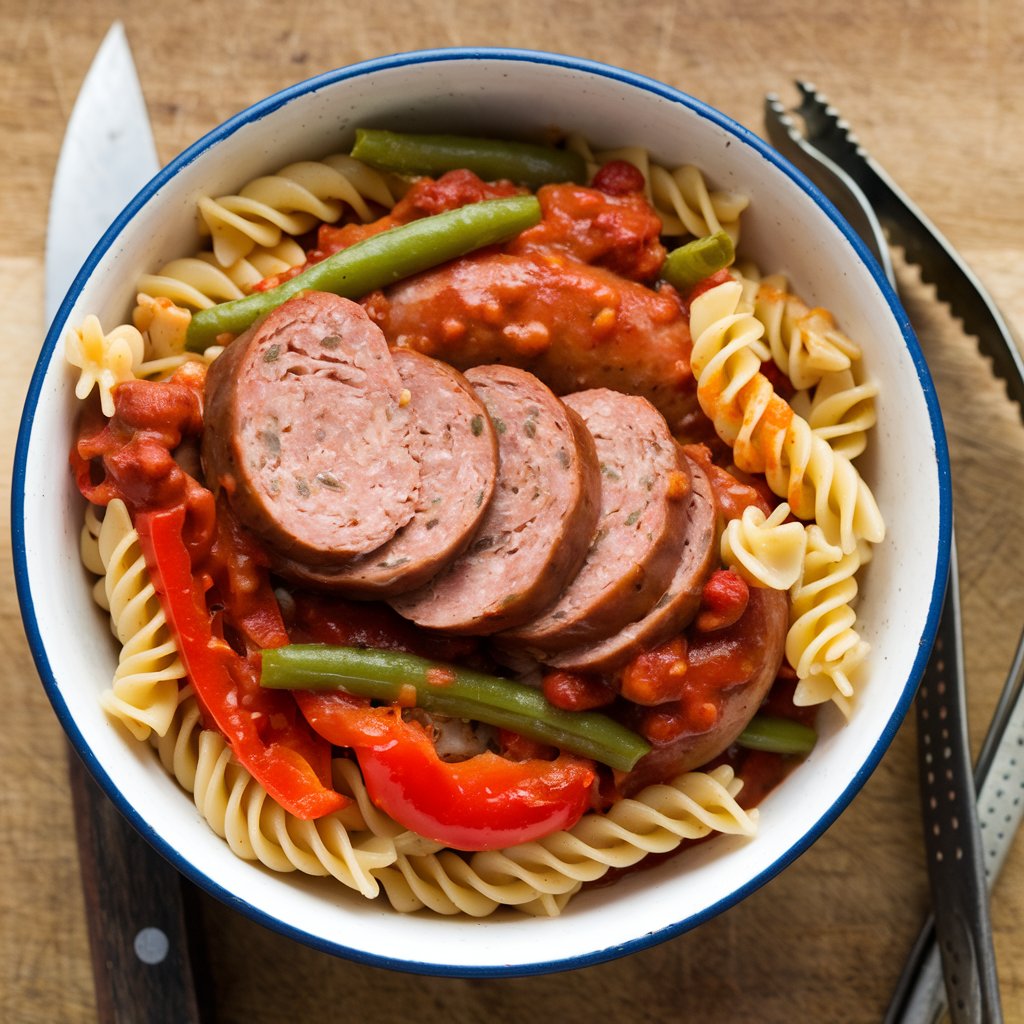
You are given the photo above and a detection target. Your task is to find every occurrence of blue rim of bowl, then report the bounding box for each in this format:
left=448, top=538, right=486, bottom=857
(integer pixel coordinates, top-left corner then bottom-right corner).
left=13, top=46, right=952, bottom=978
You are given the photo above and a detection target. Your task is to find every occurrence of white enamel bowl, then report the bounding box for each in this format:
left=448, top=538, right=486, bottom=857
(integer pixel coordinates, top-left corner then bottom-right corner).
left=13, top=49, right=950, bottom=976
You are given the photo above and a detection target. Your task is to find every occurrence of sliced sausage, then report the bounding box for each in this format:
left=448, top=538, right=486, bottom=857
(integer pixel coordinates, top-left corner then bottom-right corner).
left=540, top=455, right=717, bottom=673
left=271, top=349, right=499, bottom=596
left=201, top=291, right=420, bottom=563
left=363, top=251, right=702, bottom=435
left=620, top=584, right=790, bottom=795
left=502, top=389, right=693, bottom=652
left=388, top=364, right=601, bottom=634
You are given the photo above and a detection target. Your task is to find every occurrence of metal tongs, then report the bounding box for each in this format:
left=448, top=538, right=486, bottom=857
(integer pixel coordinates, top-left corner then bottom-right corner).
left=765, top=82, right=1024, bottom=1024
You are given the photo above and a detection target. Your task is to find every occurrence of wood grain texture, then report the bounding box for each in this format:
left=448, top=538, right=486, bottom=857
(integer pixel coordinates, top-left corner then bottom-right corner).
left=2, top=0, right=1022, bottom=1021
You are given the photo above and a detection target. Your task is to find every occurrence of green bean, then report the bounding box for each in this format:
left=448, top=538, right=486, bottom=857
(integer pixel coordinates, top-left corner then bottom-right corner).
left=351, top=128, right=586, bottom=189
left=260, top=645, right=651, bottom=772
left=185, top=194, right=541, bottom=350
left=661, top=229, right=735, bottom=290
left=736, top=715, right=817, bottom=756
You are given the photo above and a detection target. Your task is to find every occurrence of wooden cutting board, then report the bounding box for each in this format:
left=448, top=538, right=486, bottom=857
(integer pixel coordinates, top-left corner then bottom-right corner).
left=2, top=1, right=1023, bottom=1020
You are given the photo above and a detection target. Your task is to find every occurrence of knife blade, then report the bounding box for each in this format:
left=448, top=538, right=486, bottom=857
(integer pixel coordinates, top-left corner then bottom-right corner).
left=48, top=22, right=209, bottom=1023
left=46, top=21, right=159, bottom=323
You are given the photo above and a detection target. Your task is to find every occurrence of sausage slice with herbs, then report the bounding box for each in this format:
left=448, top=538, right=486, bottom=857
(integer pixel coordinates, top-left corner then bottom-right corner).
left=541, top=455, right=718, bottom=673
left=388, top=364, right=601, bottom=634
left=502, top=389, right=693, bottom=652
left=273, top=349, right=498, bottom=596
left=201, top=290, right=420, bottom=563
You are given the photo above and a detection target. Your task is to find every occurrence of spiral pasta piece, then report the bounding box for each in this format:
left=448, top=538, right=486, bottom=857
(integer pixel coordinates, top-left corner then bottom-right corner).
left=566, top=134, right=748, bottom=242
left=83, top=500, right=185, bottom=740
left=746, top=273, right=878, bottom=459
left=649, top=164, right=749, bottom=243
left=720, top=503, right=808, bottom=590
left=132, top=293, right=193, bottom=360
left=131, top=240, right=303, bottom=375
left=752, top=274, right=861, bottom=390
left=790, top=368, right=879, bottom=462
left=689, top=280, right=884, bottom=555
left=198, top=154, right=401, bottom=267
left=80, top=504, right=107, bottom=606
left=66, top=305, right=221, bottom=399
left=787, top=528, right=871, bottom=715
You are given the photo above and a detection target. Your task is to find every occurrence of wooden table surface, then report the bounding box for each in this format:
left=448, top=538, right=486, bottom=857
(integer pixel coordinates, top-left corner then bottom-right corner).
left=3, top=2, right=1023, bottom=1021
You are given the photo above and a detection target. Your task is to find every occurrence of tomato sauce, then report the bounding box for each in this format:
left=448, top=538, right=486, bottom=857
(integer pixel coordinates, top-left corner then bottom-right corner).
left=71, top=365, right=216, bottom=560
left=508, top=182, right=665, bottom=281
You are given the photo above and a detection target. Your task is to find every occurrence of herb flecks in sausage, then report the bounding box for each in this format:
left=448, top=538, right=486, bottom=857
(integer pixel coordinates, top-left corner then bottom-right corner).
left=537, top=455, right=717, bottom=674
left=201, top=293, right=421, bottom=564
left=272, top=348, right=497, bottom=597
left=259, top=426, right=281, bottom=457
left=390, top=365, right=600, bottom=634
left=502, top=390, right=692, bottom=654
left=315, top=472, right=344, bottom=491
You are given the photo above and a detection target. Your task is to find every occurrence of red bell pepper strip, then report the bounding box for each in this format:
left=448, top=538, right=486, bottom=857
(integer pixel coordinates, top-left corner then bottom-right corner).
left=295, top=691, right=595, bottom=851
left=134, top=505, right=347, bottom=820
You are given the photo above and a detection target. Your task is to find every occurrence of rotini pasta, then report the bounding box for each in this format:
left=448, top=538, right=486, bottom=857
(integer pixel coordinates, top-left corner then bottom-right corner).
left=86, top=500, right=185, bottom=740
left=689, top=279, right=885, bottom=556
left=132, top=293, right=192, bottom=359
left=752, top=273, right=860, bottom=390
left=787, top=527, right=872, bottom=715
left=375, top=764, right=753, bottom=917
left=747, top=272, right=879, bottom=459
left=136, top=238, right=308, bottom=311
left=65, top=306, right=221, bottom=398
left=153, top=687, right=399, bottom=896
left=790, top=367, right=879, bottom=462
left=65, top=315, right=144, bottom=417
left=198, top=154, right=402, bottom=267
left=689, top=279, right=883, bottom=710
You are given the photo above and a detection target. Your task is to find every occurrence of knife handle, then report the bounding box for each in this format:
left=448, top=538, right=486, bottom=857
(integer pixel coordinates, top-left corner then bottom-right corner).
left=69, top=748, right=212, bottom=1024
left=914, top=542, right=1002, bottom=1024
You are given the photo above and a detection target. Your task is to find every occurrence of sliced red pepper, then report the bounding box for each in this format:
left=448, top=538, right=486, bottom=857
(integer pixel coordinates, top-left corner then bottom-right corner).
left=135, top=505, right=347, bottom=820
left=296, top=691, right=595, bottom=851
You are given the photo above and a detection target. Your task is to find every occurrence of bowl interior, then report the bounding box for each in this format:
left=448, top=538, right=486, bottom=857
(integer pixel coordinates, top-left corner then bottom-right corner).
left=14, top=49, right=949, bottom=976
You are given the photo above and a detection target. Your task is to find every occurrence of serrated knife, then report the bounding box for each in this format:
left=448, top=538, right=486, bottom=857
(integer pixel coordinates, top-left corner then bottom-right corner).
left=48, top=22, right=209, bottom=1023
